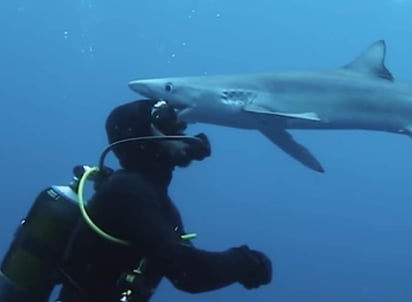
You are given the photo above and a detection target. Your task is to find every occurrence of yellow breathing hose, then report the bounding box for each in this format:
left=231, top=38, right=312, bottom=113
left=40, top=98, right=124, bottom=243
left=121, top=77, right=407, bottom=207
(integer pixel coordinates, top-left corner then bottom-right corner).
left=77, top=166, right=131, bottom=245
left=77, top=166, right=197, bottom=245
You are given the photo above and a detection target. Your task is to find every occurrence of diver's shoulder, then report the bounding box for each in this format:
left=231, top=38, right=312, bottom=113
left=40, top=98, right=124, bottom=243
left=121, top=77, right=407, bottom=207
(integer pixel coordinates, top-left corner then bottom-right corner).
left=103, top=169, right=151, bottom=191
left=89, top=169, right=154, bottom=210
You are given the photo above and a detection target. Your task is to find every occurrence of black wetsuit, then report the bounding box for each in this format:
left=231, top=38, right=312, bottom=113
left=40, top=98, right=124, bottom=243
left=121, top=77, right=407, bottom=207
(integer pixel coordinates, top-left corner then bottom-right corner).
left=57, top=169, right=264, bottom=302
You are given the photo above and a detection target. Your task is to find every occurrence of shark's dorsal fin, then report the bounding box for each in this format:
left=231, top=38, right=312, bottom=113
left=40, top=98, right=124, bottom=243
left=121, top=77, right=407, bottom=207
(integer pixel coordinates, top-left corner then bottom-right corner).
left=342, top=40, right=394, bottom=81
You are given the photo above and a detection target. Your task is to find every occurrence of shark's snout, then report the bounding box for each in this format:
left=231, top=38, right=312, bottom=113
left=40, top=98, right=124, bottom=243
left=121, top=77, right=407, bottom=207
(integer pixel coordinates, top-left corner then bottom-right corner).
left=128, top=80, right=152, bottom=97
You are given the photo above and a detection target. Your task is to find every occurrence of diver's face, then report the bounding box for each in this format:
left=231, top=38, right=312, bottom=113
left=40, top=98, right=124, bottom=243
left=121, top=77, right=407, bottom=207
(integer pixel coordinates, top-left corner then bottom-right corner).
left=150, top=125, right=194, bottom=167
left=149, top=100, right=209, bottom=167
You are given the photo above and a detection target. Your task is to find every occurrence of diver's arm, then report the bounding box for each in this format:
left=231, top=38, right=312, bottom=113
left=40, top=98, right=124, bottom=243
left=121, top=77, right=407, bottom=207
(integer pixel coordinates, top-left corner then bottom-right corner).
left=122, top=190, right=271, bottom=292
left=155, top=242, right=271, bottom=293
left=99, top=173, right=271, bottom=293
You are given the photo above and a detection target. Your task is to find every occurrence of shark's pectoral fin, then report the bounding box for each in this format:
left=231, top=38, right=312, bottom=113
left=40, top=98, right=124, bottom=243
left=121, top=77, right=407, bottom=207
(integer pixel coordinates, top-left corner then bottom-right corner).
left=244, top=104, right=321, bottom=121
left=259, top=126, right=325, bottom=173
left=399, top=126, right=412, bottom=137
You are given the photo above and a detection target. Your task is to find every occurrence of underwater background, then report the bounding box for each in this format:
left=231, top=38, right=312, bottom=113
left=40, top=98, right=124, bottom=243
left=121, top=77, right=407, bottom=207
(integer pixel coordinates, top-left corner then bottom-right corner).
left=1, top=0, right=412, bottom=301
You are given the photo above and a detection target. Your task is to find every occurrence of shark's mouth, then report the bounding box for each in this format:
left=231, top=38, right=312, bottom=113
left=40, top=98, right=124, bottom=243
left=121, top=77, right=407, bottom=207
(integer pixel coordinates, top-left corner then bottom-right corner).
left=169, top=102, right=189, bottom=110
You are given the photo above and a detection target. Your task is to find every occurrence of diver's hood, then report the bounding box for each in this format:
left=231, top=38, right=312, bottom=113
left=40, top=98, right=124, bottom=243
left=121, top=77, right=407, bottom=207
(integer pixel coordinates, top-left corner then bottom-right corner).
left=104, top=99, right=211, bottom=186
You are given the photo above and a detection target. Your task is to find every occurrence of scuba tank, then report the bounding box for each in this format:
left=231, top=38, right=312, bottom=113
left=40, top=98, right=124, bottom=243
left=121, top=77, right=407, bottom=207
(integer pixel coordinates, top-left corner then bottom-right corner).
left=0, top=165, right=102, bottom=301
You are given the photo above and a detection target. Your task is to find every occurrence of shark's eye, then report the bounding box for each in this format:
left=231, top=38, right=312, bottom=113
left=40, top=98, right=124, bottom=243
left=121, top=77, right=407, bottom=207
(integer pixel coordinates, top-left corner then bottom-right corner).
left=164, top=82, right=174, bottom=93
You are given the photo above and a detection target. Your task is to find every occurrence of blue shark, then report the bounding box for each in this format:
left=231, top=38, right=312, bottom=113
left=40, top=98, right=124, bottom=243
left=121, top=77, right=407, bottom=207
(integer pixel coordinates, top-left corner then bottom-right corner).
left=128, top=40, right=412, bottom=173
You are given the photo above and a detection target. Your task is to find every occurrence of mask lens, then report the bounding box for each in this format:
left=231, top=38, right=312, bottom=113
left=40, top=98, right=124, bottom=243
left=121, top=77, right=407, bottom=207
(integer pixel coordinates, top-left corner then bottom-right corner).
left=151, top=100, right=186, bottom=134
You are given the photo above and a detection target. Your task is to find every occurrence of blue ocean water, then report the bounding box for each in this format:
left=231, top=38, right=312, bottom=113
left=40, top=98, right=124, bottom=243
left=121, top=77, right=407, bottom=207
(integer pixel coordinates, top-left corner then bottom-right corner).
left=1, top=0, right=412, bottom=301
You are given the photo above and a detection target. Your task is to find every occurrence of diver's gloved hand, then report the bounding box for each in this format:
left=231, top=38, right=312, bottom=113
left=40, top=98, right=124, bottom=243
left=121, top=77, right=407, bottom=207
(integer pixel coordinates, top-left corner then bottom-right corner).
left=233, top=245, right=272, bottom=289
left=186, top=133, right=211, bottom=161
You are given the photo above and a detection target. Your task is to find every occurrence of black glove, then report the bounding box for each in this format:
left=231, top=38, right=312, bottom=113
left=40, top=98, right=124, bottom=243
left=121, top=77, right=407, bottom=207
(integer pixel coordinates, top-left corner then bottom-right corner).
left=186, top=133, right=211, bottom=161
left=233, top=245, right=272, bottom=289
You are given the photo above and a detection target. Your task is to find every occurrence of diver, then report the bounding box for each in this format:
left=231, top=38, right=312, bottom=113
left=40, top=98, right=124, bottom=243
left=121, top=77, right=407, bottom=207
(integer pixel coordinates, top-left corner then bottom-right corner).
left=0, top=98, right=272, bottom=302
left=57, top=99, right=272, bottom=301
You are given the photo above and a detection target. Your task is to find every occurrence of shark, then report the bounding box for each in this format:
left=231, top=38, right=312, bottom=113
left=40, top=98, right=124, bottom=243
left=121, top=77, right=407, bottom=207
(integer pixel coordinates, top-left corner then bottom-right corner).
left=128, top=40, right=412, bottom=173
